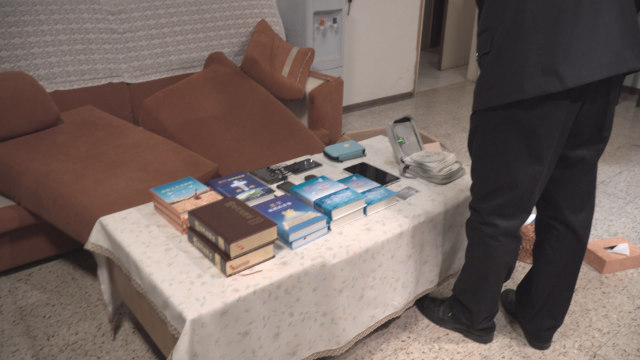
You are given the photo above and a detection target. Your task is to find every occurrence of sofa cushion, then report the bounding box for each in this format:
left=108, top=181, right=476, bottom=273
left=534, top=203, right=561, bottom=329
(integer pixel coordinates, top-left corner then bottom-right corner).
left=0, top=106, right=219, bottom=243
left=0, top=71, right=61, bottom=141
left=240, top=19, right=314, bottom=101
left=129, top=73, right=192, bottom=124
left=0, top=222, right=80, bottom=273
left=50, top=82, right=135, bottom=124
left=140, top=52, right=326, bottom=176
left=0, top=204, right=40, bottom=234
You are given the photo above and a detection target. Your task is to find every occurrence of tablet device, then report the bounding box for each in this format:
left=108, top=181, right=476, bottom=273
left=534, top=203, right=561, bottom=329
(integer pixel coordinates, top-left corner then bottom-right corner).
left=343, top=162, right=400, bottom=186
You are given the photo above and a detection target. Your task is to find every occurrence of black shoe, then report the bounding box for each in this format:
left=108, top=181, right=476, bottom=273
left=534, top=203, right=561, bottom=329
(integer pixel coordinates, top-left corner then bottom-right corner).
left=500, top=289, right=552, bottom=350
left=415, top=295, right=494, bottom=344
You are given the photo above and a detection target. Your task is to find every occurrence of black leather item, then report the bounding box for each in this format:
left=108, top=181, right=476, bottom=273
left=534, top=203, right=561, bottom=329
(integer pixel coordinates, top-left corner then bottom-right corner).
left=501, top=289, right=552, bottom=351
left=415, top=295, right=494, bottom=344
left=473, top=0, right=640, bottom=111
left=452, top=76, right=624, bottom=340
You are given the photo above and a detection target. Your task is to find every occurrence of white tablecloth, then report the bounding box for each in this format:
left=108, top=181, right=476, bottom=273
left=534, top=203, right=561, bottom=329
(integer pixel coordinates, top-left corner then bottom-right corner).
left=86, top=136, right=471, bottom=360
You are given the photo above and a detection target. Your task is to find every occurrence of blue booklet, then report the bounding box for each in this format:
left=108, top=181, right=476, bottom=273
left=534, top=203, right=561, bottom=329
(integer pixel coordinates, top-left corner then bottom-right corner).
left=286, top=227, right=329, bottom=250
left=338, top=174, right=398, bottom=215
left=252, top=194, right=328, bottom=244
left=150, top=176, right=210, bottom=204
left=290, top=175, right=365, bottom=220
left=207, top=172, right=275, bottom=205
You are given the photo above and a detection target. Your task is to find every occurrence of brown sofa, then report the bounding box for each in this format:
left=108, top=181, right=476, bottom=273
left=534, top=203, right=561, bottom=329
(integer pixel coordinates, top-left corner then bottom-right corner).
left=0, top=52, right=343, bottom=273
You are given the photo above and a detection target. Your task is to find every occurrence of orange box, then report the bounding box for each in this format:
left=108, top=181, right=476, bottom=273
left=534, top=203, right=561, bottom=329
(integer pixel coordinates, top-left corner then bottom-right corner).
left=584, top=237, right=640, bottom=274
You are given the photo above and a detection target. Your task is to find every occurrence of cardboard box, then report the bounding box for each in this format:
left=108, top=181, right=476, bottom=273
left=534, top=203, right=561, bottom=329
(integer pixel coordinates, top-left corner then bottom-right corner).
left=584, top=237, right=640, bottom=274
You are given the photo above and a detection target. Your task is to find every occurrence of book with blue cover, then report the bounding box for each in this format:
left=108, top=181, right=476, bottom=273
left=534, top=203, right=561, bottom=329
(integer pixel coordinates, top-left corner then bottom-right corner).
left=290, top=175, right=365, bottom=220
left=150, top=176, right=210, bottom=204
left=149, top=176, right=223, bottom=233
left=252, top=194, right=329, bottom=244
left=338, top=174, right=399, bottom=215
left=286, top=227, right=329, bottom=250
left=207, top=171, right=275, bottom=206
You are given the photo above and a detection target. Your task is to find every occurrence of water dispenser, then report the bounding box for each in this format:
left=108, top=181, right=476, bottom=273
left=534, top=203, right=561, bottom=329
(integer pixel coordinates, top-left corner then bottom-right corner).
left=277, top=0, right=345, bottom=77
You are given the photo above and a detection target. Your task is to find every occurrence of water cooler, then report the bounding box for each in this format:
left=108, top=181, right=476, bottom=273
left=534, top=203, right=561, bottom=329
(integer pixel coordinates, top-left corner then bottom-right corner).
left=277, top=0, right=345, bottom=77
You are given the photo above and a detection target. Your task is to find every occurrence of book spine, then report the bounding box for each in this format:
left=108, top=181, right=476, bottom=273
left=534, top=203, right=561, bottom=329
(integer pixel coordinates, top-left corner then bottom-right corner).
left=187, top=215, right=229, bottom=255
left=187, top=230, right=227, bottom=276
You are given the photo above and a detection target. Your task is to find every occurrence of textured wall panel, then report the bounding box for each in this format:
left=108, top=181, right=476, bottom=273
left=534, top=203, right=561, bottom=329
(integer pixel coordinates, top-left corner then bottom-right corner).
left=0, top=0, right=285, bottom=90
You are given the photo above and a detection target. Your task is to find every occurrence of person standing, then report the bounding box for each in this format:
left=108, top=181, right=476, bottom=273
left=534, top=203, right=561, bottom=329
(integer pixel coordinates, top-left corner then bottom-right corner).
left=416, top=0, right=640, bottom=350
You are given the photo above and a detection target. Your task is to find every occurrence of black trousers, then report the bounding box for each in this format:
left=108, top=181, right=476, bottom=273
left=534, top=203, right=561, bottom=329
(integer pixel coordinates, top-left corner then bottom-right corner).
left=450, top=75, right=624, bottom=342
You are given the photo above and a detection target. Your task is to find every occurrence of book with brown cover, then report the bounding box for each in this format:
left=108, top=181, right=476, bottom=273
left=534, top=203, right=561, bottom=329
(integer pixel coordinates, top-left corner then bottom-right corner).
left=187, top=197, right=277, bottom=259
left=153, top=203, right=188, bottom=234
left=187, top=228, right=275, bottom=276
left=151, top=188, right=223, bottom=219
left=149, top=177, right=223, bottom=223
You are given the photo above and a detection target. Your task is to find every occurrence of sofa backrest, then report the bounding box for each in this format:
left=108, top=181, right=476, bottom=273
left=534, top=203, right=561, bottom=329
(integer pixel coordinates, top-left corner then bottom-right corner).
left=49, top=74, right=192, bottom=125
left=138, top=52, right=326, bottom=175
left=0, top=1, right=285, bottom=91
left=49, top=82, right=135, bottom=124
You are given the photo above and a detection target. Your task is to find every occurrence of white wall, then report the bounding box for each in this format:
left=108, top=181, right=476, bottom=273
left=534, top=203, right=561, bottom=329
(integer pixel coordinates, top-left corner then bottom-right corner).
left=342, top=0, right=423, bottom=106
left=624, top=73, right=640, bottom=89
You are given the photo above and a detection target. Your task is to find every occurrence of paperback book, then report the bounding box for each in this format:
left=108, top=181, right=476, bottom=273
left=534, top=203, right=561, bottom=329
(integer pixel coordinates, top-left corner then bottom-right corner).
left=153, top=202, right=188, bottom=234
left=289, top=175, right=365, bottom=220
left=338, top=174, right=399, bottom=215
left=188, top=228, right=275, bottom=276
left=327, top=208, right=365, bottom=230
left=149, top=176, right=223, bottom=232
left=286, top=227, right=329, bottom=250
left=187, top=197, right=277, bottom=259
left=207, top=171, right=275, bottom=206
left=252, top=194, right=329, bottom=246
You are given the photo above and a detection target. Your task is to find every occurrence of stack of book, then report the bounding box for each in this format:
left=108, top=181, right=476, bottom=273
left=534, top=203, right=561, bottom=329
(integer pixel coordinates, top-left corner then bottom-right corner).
left=253, top=194, right=329, bottom=250
left=207, top=171, right=275, bottom=206
left=187, top=197, right=278, bottom=276
left=290, top=175, right=366, bottom=229
left=149, top=176, right=223, bottom=233
left=338, top=174, right=399, bottom=215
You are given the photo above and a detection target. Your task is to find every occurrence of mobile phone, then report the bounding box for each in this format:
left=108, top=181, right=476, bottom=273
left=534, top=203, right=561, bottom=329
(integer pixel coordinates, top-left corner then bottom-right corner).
left=343, top=162, right=400, bottom=186
left=276, top=180, right=296, bottom=194
left=251, top=166, right=287, bottom=184
left=284, top=158, right=322, bottom=174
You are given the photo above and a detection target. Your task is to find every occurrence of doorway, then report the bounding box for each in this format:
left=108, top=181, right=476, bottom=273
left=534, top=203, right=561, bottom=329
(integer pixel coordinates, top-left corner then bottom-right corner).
left=416, top=0, right=476, bottom=93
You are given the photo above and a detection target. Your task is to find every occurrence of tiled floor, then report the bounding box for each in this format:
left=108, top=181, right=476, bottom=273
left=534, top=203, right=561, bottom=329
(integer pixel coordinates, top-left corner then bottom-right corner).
left=415, top=50, right=469, bottom=93
left=1, top=82, right=639, bottom=360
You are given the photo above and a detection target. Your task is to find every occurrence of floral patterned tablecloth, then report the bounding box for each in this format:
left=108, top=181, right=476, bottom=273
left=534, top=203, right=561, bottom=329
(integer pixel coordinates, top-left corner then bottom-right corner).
left=86, top=136, right=471, bottom=360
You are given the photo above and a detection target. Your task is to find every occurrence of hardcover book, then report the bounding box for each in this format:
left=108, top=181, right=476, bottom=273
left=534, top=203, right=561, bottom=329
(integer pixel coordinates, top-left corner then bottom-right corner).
left=206, top=171, right=275, bottom=206
left=188, top=228, right=275, bottom=276
left=290, top=176, right=365, bottom=220
left=252, top=194, right=329, bottom=244
left=338, top=174, right=399, bottom=215
left=187, top=197, right=277, bottom=259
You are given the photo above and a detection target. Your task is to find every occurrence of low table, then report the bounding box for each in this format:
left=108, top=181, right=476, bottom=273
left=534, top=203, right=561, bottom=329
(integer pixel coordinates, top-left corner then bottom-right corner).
left=86, top=135, right=471, bottom=360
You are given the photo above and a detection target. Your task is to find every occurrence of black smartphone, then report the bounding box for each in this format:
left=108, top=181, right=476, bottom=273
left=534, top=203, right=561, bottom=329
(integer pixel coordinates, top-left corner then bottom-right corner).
left=284, top=158, right=322, bottom=174
left=344, top=162, right=400, bottom=186
left=276, top=180, right=296, bottom=194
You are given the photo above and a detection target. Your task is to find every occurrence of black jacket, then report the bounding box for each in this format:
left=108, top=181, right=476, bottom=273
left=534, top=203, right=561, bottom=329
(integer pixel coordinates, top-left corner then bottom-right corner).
left=473, top=0, right=640, bottom=110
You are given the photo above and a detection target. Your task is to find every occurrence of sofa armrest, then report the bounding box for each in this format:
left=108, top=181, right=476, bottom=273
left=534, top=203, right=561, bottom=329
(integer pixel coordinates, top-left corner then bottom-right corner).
left=0, top=71, right=61, bottom=142
left=281, top=71, right=344, bottom=145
